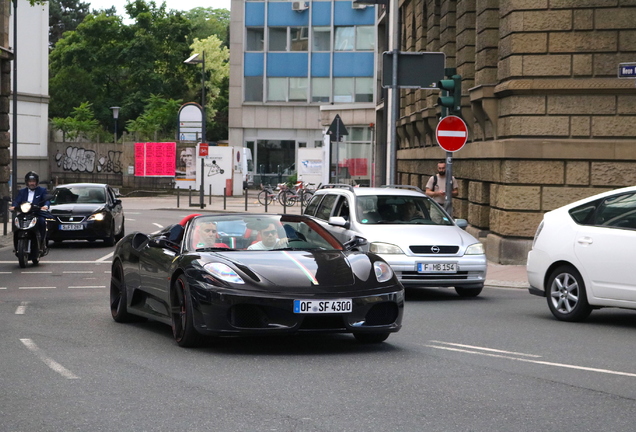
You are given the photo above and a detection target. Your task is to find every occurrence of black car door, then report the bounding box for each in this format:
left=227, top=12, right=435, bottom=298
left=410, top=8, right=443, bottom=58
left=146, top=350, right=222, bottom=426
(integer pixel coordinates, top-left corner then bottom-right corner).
left=107, top=186, right=124, bottom=235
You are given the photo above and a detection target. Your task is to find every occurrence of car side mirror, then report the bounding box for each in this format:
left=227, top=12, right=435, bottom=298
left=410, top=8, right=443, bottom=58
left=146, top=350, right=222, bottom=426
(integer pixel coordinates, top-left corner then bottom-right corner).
left=343, top=235, right=367, bottom=251
left=328, top=216, right=350, bottom=229
left=455, top=218, right=468, bottom=229
left=114, top=199, right=122, bottom=205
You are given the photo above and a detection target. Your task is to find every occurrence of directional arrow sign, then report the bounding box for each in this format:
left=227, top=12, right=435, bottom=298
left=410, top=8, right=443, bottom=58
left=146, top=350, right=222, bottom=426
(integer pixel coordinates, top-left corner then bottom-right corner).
left=436, top=115, right=468, bottom=152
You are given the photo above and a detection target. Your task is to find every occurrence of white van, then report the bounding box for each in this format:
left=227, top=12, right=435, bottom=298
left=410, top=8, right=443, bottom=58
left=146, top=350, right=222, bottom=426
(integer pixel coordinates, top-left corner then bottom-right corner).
left=239, top=147, right=254, bottom=188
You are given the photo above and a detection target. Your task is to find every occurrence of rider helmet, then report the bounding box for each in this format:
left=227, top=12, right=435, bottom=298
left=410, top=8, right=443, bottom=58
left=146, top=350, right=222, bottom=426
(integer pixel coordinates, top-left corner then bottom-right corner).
left=25, top=171, right=39, bottom=189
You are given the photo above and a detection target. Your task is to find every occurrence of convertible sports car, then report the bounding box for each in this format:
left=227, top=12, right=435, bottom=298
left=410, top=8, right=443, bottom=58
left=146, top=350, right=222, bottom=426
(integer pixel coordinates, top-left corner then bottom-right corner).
left=110, top=213, right=404, bottom=347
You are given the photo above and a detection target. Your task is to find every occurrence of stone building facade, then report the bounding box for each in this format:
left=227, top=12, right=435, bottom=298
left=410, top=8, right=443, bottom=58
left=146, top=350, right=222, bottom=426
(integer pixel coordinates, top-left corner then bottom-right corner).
left=388, top=0, right=636, bottom=264
left=0, top=0, right=10, bottom=203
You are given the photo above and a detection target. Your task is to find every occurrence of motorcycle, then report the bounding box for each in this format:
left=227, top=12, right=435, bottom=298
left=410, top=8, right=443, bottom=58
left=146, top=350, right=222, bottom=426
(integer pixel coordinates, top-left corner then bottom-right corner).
left=13, top=199, right=52, bottom=268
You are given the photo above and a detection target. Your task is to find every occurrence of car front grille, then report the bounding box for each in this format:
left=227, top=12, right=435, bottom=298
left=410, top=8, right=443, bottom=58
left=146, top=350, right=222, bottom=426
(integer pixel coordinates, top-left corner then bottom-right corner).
left=55, top=215, right=86, bottom=223
left=364, top=302, right=399, bottom=326
left=409, top=245, right=459, bottom=254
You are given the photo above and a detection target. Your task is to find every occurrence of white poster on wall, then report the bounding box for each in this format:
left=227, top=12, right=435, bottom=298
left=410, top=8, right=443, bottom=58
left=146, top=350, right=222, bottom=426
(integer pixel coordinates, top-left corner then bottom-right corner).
left=195, top=145, right=234, bottom=196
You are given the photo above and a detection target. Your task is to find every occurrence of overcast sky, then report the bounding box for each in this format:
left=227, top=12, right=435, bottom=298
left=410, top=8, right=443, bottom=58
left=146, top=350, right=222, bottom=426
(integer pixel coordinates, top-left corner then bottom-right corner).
left=87, top=0, right=231, bottom=17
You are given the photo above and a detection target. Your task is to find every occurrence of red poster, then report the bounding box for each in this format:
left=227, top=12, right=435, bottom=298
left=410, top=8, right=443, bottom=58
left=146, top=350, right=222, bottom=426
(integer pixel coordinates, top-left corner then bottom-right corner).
left=134, top=142, right=176, bottom=176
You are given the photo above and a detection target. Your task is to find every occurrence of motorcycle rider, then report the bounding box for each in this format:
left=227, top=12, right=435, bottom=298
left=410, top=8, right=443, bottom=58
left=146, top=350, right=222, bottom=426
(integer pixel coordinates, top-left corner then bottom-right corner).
left=9, top=171, right=51, bottom=250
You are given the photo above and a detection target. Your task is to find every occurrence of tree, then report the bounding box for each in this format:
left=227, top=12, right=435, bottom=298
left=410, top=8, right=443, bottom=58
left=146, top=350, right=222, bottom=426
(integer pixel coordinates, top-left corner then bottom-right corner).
left=183, top=7, right=230, bottom=47
left=125, top=94, right=181, bottom=141
left=51, top=101, right=102, bottom=142
left=49, top=0, right=91, bottom=47
left=188, top=34, right=229, bottom=141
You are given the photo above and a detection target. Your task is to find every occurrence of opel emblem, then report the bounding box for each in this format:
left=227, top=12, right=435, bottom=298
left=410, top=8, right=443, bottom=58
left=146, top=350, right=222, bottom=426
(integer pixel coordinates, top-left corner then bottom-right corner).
left=431, top=246, right=440, bottom=254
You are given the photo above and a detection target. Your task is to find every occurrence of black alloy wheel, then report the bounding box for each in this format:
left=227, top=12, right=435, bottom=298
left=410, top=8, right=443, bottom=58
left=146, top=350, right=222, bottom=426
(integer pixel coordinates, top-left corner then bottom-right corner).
left=171, top=275, right=205, bottom=348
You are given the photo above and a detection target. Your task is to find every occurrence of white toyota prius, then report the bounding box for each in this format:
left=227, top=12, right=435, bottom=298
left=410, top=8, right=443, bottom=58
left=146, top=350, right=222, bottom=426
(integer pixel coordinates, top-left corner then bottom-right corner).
left=527, top=186, right=636, bottom=321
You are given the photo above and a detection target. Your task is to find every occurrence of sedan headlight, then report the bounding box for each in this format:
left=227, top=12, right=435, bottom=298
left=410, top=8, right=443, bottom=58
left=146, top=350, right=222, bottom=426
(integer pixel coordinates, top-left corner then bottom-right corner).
left=370, top=242, right=404, bottom=254
left=202, top=262, right=245, bottom=284
left=20, top=202, right=32, bottom=213
left=374, top=261, right=394, bottom=283
left=87, top=212, right=106, bottom=221
left=465, top=243, right=485, bottom=255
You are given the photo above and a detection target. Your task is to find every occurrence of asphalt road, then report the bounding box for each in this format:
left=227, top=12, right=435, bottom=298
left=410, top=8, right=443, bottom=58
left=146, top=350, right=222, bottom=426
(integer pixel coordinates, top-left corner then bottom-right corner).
left=1, top=208, right=635, bottom=431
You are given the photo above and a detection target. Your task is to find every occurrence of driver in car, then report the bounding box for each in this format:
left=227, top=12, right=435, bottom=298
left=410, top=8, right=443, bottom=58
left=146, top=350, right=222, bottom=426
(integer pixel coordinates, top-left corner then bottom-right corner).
left=403, top=201, right=425, bottom=221
left=247, top=223, right=289, bottom=250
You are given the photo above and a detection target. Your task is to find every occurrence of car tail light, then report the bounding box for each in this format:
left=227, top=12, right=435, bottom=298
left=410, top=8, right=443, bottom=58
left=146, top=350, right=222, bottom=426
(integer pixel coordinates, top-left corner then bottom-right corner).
left=532, top=220, right=544, bottom=248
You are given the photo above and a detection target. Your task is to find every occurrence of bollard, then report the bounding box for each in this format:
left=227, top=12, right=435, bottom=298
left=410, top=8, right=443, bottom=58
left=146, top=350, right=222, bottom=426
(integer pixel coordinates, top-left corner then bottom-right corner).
left=244, top=188, right=248, bottom=211
left=176, top=187, right=180, bottom=208
left=199, top=183, right=204, bottom=209
left=223, top=188, right=227, bottom=210
left=264, top=193, right=268, bottom=213
left=209, top=184, right=212, bottom=206
left=188, top=186, right=192, bottom=207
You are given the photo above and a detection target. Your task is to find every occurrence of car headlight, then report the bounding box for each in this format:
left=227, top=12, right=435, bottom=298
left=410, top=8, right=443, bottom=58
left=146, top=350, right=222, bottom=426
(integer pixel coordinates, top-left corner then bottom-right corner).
left=465, top=243, right=485, bottom=255
left=87, top=212, right=106, bottom=221
left=202, top=262, right=245, bottom=284
left=20, top=202, right=32, bottom=213
left=370, top=242, right=404, bottom=254
left=374, top=261, right=394, bottom=283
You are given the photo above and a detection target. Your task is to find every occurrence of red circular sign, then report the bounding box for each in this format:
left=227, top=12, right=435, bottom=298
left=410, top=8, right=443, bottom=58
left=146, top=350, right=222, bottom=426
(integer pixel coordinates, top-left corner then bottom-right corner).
left=435, top=115, right=468, bottom=152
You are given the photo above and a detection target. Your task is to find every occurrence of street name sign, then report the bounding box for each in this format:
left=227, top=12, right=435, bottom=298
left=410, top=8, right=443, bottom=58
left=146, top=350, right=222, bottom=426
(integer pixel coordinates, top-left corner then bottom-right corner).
left=618, top=62, right=636, bottom=78
left=436, top=115, right=468, bottom=152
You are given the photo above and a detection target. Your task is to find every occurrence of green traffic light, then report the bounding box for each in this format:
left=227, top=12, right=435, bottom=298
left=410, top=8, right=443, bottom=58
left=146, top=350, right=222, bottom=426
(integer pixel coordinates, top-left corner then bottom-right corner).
left=436, top=74, right=462, bottom=115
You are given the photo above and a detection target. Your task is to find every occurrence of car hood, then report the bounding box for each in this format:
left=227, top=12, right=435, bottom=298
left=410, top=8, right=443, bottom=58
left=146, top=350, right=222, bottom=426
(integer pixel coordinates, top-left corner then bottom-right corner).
left=354, top=224, right=480, bottom=248
left=50, top=203, right=105, bottom=215
left=210, top=250, right=385, bottom=293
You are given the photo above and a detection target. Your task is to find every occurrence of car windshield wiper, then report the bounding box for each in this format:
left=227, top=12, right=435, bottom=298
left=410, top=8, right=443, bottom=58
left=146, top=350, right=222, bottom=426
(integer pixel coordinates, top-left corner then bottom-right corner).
left=195, top=247, right=234, bottom=252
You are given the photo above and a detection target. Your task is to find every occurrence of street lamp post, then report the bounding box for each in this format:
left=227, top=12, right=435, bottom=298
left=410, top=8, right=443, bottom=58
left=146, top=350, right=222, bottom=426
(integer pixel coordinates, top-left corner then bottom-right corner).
left=354, top=0, right=398, bottom=184
left=184, top=52, right=206, bottom=144
left=110, top=106, right=120, bottom=144
left=11, top=0, right=18, bottom=198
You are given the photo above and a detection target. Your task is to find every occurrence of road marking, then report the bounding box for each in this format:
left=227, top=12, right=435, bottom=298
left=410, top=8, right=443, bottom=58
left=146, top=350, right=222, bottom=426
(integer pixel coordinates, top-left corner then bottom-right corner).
left=68, top=286, right=106, bottom=289
left=126, top=212, right=141, bottom=215
left=15, top=301, right=29, bottom=314
left=19, top=286, right=56, bottom=290
left=0, top=271, right=12, bottom=274
left=153, top=223, right=164, bottom=229
left=20, top=338, right=79, bottom=379
left=429, top=340, right=542, bottom=358
left=126, top=218, right=136, bottom=221
left=0, top=287, right=6, bottom=290
left=425, top=341, right=636, bottom=378
left=96, top=252, right=114, bottom=262
left=63, top=271, right=94, bottom=274
left=21, top=271, right=53, bottom=274
left=0, top=261, right=105, bottom=264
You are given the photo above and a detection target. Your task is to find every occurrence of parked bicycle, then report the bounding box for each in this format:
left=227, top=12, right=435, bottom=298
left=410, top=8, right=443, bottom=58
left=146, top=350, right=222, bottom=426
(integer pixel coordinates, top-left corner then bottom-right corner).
left=279, top=181, right=316, bottom=207
left=257, top=184, right=278, bottom=206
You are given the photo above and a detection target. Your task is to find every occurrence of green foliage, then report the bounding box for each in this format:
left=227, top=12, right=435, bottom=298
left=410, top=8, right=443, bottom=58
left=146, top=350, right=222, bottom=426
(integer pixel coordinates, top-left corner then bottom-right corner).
left=51, top=102, right=102, bottom=142
left=49, top=0, right=91, bottom=47
left=183, top=7, right=230, bottom=47
left=48, top=0, right=231, bottom=143
left=126, top=95, right=182, bottom=141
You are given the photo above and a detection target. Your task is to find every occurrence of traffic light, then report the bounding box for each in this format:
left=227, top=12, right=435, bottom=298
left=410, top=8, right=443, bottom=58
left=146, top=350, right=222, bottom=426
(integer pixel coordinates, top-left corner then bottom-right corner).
left=437, top=70, right=462, bottom=116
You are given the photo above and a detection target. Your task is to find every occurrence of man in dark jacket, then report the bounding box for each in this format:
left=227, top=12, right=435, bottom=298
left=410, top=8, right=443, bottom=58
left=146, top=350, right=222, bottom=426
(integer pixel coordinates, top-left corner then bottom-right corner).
left=9, top=171, right=50, bottom=246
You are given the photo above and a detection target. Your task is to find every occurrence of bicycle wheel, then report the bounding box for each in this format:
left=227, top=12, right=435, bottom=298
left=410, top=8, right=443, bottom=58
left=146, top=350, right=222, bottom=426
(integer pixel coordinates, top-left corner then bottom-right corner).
left=258, top=190, right=272, bottom=206
left=301, top=191, right=314, bottom=206
left=279, top=190, right=295, bottom=206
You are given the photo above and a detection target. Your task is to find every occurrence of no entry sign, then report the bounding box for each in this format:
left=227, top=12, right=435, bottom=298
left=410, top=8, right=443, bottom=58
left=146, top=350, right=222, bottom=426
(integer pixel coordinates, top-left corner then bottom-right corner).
left=436, top=115, right=468, bottom=152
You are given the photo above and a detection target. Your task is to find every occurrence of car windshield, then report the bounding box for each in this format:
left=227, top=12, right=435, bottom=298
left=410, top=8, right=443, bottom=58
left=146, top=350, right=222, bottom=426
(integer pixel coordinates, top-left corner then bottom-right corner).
left=355, top=195, right=453, bottom=225
left=185, top=214, right=344, bottom=252
left=51, top=186, right=106, bottom=204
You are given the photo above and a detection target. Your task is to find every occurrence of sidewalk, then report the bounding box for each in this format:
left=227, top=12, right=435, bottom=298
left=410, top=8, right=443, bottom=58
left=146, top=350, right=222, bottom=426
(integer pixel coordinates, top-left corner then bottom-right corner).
left=0, top=192, right=529, bottom=289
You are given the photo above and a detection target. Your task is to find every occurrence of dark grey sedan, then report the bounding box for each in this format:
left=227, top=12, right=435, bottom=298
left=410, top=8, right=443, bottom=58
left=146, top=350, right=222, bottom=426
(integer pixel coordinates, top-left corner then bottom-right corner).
left=48, top=183, right=125, bottom=246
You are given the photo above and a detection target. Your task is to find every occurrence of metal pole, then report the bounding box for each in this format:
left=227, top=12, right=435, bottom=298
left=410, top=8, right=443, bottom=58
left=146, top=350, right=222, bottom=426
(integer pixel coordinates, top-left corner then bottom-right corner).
left=11, top=0, right=18, bottom=199
left=244, top=188, right=248, bottom=211
left=199, top=157, right=204, bottom=209
left=209, top=184, right=212, bottom=205
left=177, top=187, right=180, bottom=208
left=201, top=52, right=206, bottom=144
left=335, top=122, right=340, bottom=184
left=445, top=153, right=453, bottom=216
left=388, top=0, right=399, bottom=185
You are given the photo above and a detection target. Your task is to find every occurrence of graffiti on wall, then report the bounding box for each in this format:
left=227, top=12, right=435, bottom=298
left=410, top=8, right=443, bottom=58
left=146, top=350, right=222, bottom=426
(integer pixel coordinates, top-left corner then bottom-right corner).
left=55, top=146, right=123, bottom=174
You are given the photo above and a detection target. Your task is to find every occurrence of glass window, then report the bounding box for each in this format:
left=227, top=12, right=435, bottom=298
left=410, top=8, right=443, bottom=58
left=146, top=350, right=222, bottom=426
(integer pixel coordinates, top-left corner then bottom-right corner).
left=269, top=28, right=287, bottom=51
left=244, top=76, right=263, bottom=102
left=267, top=78, right=287, bottom=101
left=334, top=78, right=354, bottom=103
left=311, top=77, right=330, bottom=102
left=256, top=140, right=296, bottom=176
left=593, top=193, right=636, bottom=229
left=312, top=27, right=331, bottom=51
left=304, top=194, right=323, bottom=216
left=289, top=77, right=308, bottom=101
left=334, top=27, right=355, bottom=51
left=349, top=127, right=372, bottom=141
left=315, top=195, right=338, bottom=221
left=355, top=26, right=375, bottom=50
left=569, top=199, right=601, bottom=224
left=290, top=27, right=308, bottom=51
left=246, top=28, right=264, bottom=51
left=355, top=77, right=373, bottom=102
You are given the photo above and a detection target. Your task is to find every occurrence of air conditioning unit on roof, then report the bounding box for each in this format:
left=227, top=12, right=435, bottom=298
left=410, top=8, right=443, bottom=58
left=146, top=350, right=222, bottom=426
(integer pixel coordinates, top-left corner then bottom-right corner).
left=292, top=1, right=309, bottom=11
left=352, top=1, right=367, bottom=9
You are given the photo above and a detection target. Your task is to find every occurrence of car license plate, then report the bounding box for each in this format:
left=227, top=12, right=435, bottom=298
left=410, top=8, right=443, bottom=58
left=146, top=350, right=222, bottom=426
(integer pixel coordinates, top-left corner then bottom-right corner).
left=418, top=263, right=457, bottom=273
left=294, top=299, right=352, bottom=314
left=60, top=224, right=84, bottom=231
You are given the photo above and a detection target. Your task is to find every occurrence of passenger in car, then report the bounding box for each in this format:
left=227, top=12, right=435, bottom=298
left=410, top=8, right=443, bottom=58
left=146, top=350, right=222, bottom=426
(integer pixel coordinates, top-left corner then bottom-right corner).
left=247, top=222, right=289, bottom=250
left=193, top=221, right=229, bottom=249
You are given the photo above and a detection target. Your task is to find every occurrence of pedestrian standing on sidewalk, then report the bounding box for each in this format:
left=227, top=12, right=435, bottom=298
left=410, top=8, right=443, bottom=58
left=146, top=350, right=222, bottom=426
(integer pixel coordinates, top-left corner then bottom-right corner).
left=425, top=161, right=458, bottom=205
